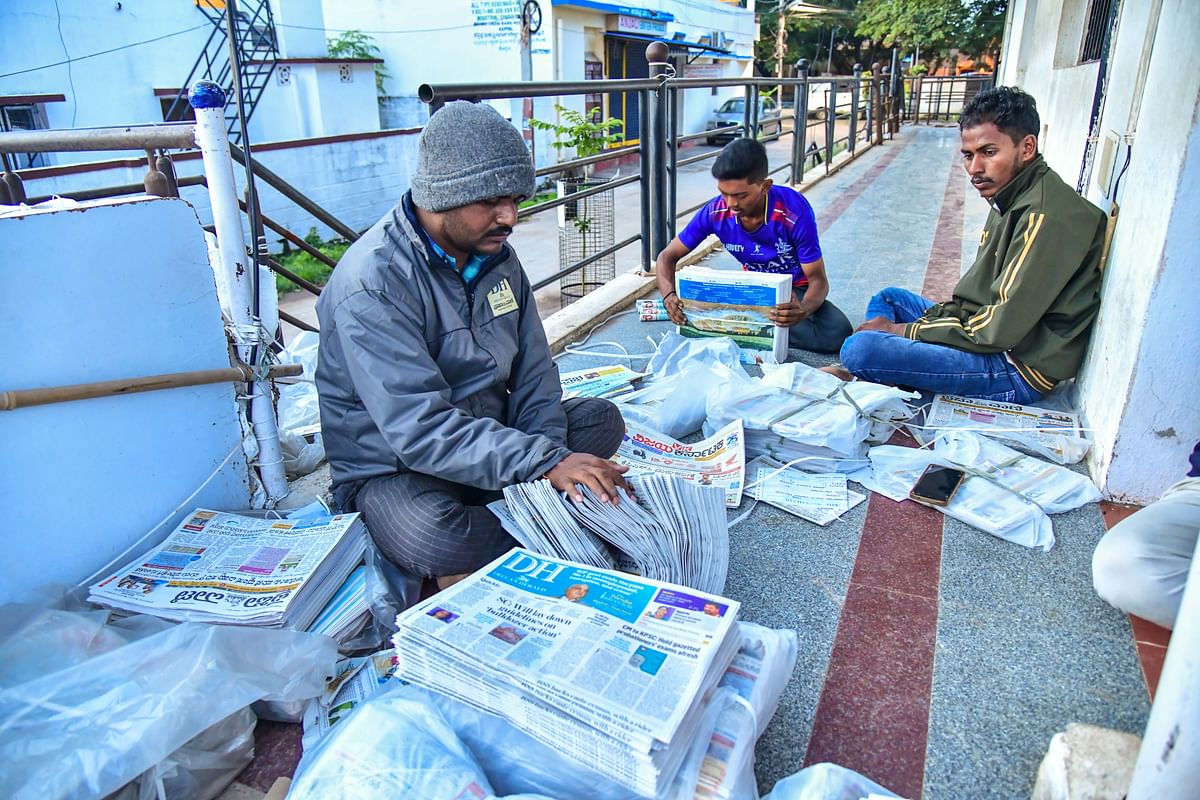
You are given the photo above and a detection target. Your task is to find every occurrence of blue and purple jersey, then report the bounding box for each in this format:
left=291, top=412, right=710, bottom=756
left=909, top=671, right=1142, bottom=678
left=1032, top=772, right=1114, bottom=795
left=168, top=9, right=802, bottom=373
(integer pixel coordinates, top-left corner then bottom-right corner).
left=678, top=184, right=822, bottom=288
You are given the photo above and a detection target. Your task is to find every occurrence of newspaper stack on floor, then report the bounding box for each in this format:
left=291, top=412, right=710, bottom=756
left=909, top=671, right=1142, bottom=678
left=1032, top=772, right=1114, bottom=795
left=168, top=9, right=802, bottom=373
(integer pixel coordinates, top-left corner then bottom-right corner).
left=746, top=455, right=868, bottom=526
left=307, top=564, right=372, bottom=644
left=491, top=473, right=729, bottom=595
left=561, top=365, right=646, bottom=401
left=390, top=548, right=743, bottom=798
left=919, top=393, right=1091, bottom=464
left=88, top=509, right=366, bottom=629
left=706, top=362, right=917, bottom=473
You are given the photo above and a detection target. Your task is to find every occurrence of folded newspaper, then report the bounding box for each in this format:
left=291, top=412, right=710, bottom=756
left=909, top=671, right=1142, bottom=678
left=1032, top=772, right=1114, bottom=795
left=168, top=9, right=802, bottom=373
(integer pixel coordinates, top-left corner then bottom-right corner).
left=561, top=365, right=646, bottom=401
left=920, top=394, right=1091, bottom=464
left=491, top=473, right=730, bottom=594
left=301, top=648, right=403, bottom=750
left=88, top=509, right=366, bottom=629
left=746, top=455, right=867, bottom=526
left=614, top=419, right=746, bottom=507
left=676, top=266, right=792, bottom=364
left=391, top=548, right=743, bottom=797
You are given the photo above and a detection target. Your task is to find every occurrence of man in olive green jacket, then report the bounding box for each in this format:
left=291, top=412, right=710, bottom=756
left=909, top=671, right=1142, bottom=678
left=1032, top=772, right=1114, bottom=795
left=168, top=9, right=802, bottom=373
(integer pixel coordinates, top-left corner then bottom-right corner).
left=837, top=86, right=1106, bottom=403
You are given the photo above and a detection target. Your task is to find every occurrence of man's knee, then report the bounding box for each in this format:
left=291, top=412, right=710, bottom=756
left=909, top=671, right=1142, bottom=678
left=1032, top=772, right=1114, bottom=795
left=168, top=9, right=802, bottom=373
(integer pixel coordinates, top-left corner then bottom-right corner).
left=565, top=397, right=625, bottom=457
left=839, top=330, right=891, bottom=374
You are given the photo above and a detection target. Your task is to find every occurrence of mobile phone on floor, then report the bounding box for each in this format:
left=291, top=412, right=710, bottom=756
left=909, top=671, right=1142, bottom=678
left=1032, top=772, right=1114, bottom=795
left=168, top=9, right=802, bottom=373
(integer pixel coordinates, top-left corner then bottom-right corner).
left=909, top=465, right=967, bottom=507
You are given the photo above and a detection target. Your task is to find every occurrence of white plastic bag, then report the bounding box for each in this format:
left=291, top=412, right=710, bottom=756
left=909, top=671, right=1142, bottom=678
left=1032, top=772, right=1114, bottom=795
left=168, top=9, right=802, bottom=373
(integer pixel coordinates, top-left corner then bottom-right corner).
left=720, top=622, right=800, bottom=737
left=644, top=330, right=748, bottom=382
left=289, top=683, right=497, bottom=800
left=276, top=331, right=326, bottom=478
left=619, top=361, right=749, bottom=439
left=668, top=687, right=760, bottom=800
left=762, top=763, right=901, bottom=799
left=0, top=608, right=336, bottom=800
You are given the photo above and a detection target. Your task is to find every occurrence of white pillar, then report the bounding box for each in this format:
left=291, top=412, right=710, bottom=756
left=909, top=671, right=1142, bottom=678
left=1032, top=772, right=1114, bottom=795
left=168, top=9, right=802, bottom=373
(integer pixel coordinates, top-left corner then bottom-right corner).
left=1127, top=548, right=1200, bottom=795
left=189, top=80, right=288, bottom=503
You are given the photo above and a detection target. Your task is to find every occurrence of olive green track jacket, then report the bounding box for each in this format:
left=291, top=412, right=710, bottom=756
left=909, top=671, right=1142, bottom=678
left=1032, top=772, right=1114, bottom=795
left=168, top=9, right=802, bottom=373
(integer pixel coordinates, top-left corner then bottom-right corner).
left=904, top=156, right=1106, bottom=393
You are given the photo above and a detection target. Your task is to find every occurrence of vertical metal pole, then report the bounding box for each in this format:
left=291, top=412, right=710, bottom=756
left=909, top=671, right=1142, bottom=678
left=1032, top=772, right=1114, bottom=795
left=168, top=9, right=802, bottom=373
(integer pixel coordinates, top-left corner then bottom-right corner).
left=742, top=84, right=754, bottom=140
left=646, top=42, right=670, bottom=261
left=667, top=85, right=679, bottom=240
left=850, top=64, right=862, bottom=153
left=1128, top=551, right=1200, bottom=796
left=824, top=79, right=835, bottom=168
left=881, top=64, right=892, bottom=140
left=873, top=63, right=884, bottom=145
left=791, top=59, right=809, bottom=185
left=749, top=83, right=760, bottom=138
left=638, top=87, right=652, bottom=273
left=914, top=75, right=922, bottom=125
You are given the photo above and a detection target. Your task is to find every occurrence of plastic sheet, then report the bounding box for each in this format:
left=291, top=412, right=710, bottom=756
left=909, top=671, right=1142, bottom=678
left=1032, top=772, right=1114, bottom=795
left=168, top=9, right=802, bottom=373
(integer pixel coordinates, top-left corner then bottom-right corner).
left=276, top=331, right=325, bottom=478
left=289, top=683, right=500, bottom=800
left=761, top=763, right=900, bottom=799
left=644, top=330, right=749, bottom=383
left=619, top=361, right=749, bottom=439
left=668, top=687, right=759, bottom=800
left=0, top=608, right=337, bottom=800
left=110, top=707, right=257, bottom=800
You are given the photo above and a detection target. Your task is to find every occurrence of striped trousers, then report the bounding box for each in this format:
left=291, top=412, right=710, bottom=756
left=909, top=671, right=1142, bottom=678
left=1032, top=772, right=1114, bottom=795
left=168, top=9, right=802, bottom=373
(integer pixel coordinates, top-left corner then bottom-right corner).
left=356, top=397, right=625, bottom=579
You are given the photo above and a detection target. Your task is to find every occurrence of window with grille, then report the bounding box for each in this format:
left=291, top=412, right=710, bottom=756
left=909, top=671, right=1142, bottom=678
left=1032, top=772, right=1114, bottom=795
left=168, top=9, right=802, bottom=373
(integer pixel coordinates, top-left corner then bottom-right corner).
left=1080, top=0, right=1113, bottom=63
left=1, top=105, right=50, bottom=168
left=584, top=60, right=604, bottom=120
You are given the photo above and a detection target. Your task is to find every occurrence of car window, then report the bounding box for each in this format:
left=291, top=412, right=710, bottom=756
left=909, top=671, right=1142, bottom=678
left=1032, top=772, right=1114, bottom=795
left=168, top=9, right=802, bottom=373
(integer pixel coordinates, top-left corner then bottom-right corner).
left=717, top=98, right=744, bottom=114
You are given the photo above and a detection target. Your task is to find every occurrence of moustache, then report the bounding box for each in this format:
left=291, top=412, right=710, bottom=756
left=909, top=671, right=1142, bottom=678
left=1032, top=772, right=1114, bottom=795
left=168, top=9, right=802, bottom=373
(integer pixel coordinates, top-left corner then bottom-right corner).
left=487, top=226, right=513, bottom=237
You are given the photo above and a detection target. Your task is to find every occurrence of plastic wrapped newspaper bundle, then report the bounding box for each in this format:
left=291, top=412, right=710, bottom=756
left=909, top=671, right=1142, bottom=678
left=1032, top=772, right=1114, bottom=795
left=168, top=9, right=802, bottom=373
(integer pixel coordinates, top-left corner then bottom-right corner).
left=861, top=430, right=1101, bottom=551
left=492, top=474, right=730, bottom=594
left=918, top=393, right=1092, bottom=464
left=390, top=548, right=744, bottom=798
left=706, top=362, right=918, bottom=473
left=87, top=509, right=366, bottom=629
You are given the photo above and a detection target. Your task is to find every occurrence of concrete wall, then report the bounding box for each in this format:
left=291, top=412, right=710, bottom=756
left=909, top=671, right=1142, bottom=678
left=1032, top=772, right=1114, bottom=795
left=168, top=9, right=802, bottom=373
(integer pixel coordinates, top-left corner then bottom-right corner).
left=18, top=128, right=420, bottom=247
left=0, top=196, right=252, bottom=602
left=1000, top=0, right=1200, bottom=500
left=0, top=0, right=380, bottom=164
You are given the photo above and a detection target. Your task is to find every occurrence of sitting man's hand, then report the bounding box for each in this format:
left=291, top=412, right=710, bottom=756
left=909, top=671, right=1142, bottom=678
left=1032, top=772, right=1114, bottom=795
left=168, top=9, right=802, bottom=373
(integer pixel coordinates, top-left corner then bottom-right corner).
left=545, top=454, right=632, bottom=505
left=768, top=293, right=809, bottom=328
left=664, top=292, right=686, bottom=326
left=855, top=316, right=906, bottom=336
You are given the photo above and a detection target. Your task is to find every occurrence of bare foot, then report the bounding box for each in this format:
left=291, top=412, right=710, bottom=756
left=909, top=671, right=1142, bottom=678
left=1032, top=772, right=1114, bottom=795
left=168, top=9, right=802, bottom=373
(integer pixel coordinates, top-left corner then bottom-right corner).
left=819, top=365, right=854, bottom=381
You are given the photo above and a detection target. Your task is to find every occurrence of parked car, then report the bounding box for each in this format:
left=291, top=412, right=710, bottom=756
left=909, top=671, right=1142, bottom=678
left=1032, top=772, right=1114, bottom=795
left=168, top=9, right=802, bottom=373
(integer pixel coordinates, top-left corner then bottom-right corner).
left=704, top=97, right=783, bottom=145
left=805, top=83, right=865, bottom=120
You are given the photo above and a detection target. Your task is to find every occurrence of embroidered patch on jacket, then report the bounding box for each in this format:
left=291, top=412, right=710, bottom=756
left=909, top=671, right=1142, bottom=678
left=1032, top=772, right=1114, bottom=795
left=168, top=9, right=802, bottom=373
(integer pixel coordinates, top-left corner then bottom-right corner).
left=487, top=279, right=519, bottom=317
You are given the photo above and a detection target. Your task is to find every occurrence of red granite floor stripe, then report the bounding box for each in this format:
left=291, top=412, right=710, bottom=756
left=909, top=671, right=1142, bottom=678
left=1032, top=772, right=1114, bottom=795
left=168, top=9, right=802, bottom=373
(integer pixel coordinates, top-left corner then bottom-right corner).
left=803, top=493, right=944, bottom=798
left=920, top=156, right=967, bottom=302
left=816, top=136, right=912, bottom=237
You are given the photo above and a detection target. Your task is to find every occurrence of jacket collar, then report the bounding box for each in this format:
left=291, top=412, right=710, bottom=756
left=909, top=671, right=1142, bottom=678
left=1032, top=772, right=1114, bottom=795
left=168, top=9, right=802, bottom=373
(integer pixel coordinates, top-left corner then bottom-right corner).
left=399, top=191, right=509, bottom=285
left=990, top=154, right=1047, bottom=214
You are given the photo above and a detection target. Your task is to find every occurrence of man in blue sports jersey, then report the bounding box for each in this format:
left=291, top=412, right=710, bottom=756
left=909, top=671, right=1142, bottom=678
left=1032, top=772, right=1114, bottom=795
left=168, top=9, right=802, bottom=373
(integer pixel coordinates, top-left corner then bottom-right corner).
left=654, top=138, right=852, bottom=354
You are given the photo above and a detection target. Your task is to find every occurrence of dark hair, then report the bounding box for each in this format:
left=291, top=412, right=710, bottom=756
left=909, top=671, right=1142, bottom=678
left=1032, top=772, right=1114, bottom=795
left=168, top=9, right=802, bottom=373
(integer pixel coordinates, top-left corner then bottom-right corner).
left=959, top=86, right=1040, bottom=145
left=712, top=138, right=769, bottom=183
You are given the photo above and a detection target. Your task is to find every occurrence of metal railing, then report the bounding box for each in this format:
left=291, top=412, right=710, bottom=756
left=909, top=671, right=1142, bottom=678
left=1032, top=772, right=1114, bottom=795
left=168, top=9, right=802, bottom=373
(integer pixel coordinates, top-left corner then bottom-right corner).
left=0, top=44, right=911, bottom=326
left=420, top=49, right=902, bottom=300
left=905, top=74, right=995, bottom=124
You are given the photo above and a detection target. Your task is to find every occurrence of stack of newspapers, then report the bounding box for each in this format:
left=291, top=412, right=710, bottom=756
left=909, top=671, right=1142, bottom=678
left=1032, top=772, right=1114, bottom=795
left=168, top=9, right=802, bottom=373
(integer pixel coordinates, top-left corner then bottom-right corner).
left=391, top=548, right=743, bottom=798
left=706, top=362, right=917, bottom=472
left=490, top=473, right=729, bottom=595
left=88, top=508, right=366, bottom=629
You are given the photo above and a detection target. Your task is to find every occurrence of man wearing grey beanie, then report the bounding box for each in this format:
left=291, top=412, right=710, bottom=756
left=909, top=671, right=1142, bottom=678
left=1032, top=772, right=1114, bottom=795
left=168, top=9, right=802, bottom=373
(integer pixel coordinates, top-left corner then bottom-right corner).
left=316, top=101, right=628, bottom=585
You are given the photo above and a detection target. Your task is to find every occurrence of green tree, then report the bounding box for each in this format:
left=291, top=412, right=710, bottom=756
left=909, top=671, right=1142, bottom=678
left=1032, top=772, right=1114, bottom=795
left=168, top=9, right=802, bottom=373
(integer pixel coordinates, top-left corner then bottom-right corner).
left=327, top=29, right=391, bottom=97
left=854, top=0, right=1007, bottom=72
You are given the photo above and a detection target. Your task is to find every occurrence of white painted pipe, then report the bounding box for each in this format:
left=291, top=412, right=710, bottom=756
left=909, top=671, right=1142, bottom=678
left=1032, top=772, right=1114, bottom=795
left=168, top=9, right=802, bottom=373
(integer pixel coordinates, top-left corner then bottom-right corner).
left=1127, top=544, right=1199, bottom=796
left=189, top=81, right=288, bottom=503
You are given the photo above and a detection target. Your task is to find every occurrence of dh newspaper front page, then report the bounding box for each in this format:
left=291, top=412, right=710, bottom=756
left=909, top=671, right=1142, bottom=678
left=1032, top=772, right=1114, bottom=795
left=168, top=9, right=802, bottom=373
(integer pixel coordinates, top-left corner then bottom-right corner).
left=391, top=548, right=742, bottom=796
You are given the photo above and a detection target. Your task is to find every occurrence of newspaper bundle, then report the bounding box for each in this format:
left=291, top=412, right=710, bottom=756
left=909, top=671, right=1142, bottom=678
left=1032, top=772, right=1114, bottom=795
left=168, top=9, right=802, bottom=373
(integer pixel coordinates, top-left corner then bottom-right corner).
left=301, top=648, right=403, bottom=750
left=560, top=365, right=645, bottom=401
left=88, top=509, right=366, bottom=629
left=614, top=419, right=746, bottom=507
left=922, top=394, right=1091, bottom=464
left=390, top=548, right=743, bottom=797
left=676, top=266, right=792, bottom=364
left=491, top=473, right=730, bottom=594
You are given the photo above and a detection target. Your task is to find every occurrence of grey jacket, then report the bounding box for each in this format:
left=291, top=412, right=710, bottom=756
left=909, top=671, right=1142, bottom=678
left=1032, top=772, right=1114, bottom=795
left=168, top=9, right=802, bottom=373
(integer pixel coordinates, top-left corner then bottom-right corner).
left=315, top=193, right=570, bottom=509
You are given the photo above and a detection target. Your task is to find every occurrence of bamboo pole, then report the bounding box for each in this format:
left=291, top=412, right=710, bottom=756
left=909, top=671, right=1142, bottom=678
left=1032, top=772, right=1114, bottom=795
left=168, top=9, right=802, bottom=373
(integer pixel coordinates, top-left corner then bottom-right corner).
left=1, top=363, right=302, bottom=412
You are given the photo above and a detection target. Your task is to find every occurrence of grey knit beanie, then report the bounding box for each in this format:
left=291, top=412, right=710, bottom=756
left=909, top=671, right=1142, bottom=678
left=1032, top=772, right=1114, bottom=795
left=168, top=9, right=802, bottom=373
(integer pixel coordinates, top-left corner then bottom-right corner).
left=411, top=101, right=536, bottom=212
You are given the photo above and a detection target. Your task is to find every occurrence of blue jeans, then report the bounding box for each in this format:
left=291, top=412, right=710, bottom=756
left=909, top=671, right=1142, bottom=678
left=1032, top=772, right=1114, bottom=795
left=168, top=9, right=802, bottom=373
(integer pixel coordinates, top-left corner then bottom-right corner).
left=840, top=287, right=1044, bottom=404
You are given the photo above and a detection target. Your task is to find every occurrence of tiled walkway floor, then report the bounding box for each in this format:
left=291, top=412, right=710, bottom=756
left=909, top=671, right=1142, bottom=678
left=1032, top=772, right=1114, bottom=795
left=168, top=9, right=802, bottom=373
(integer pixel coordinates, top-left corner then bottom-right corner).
left=243, top=126, right=1159, bottom=799
left=555, top=126, right=1154, bottom=798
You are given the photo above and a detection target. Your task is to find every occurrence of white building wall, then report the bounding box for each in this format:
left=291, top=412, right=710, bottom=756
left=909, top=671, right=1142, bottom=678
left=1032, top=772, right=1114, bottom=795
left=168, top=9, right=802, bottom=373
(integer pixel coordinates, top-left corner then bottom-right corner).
left=999, top=0, right=1200, bottom=500
left=0, top=197, right=252, bottom=602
